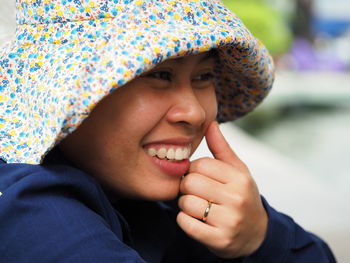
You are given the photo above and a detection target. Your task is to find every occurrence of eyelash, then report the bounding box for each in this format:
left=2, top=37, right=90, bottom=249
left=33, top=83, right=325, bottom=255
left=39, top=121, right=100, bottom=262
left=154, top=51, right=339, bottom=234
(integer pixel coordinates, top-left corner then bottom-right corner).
left=146, top=71, right=215, bottom=82
left=193, top=72, right=215, bottom=82
left=148, top=71, right=172, bottom=81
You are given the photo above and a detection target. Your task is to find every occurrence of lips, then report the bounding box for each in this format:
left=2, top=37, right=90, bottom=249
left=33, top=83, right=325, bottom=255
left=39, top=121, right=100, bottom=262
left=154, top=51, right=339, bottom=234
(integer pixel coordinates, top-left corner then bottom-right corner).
left=143, top=142, right=192, bottom=177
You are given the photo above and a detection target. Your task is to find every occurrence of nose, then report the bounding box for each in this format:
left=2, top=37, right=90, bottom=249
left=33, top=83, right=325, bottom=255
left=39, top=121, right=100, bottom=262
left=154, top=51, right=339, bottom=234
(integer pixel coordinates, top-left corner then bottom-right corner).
left=166, top=86, right=207, bottom=128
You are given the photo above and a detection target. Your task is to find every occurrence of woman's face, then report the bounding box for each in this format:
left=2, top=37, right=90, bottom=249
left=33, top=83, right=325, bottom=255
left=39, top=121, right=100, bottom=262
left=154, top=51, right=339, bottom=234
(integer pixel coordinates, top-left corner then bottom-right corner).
left=59, top=52, right=218, bottom=200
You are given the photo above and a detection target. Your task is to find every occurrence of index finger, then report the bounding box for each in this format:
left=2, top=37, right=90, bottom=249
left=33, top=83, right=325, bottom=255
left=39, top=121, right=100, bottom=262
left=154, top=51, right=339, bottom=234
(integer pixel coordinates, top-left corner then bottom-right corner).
left=189, top=157, right=241, bottom=184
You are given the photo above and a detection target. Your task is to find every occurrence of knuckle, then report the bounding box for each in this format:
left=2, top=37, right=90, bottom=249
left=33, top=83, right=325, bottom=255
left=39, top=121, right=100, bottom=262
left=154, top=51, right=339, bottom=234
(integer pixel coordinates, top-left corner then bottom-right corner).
left=235, top=194, right=247, bottom=209
left=181, top=173, right=200, bottom=193
left=191, top=157, right=212, bottom=172
left=239, top=162, right=250, bottom=173
left=180, top=176, right=192, bottom=193
left=178, top=195, right=185, bottom=209
left=225, top=191, right=248, bottom=210
left=179, top=195, right=193, bottom=212
left=183, top=216, right=201, bottom=235
left=221, top=208, right=243, bottom=232
left=217, top=233, right=234, bottom=251
left=231, top=215, right=244, bottom=230
left=241, top=175, right=254, bottom=189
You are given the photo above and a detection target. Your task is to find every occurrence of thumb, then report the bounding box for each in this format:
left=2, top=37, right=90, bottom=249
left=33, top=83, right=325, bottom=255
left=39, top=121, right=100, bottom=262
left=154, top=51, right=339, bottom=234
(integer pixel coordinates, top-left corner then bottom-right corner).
left=205, top=121, right=245, bottom=169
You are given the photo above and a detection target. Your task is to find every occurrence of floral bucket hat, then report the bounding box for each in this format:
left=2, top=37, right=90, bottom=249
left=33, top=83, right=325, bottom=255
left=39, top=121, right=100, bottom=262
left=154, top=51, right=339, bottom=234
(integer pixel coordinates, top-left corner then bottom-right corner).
left=0, top=0, right=274, bottom=164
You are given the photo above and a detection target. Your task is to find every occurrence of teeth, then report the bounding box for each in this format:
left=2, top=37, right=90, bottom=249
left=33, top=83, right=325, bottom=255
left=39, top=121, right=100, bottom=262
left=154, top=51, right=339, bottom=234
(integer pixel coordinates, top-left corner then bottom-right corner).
left=157, top=148, right=167, bottom=159
left=183, top=148, right=189, bottom=158
left=147, top=148, right=157, bottom=157
left=146, top=146, right=191, bottom=161
left=175, top=148, right=183, bottom=160
left=167, top=148, right=175, bottom=159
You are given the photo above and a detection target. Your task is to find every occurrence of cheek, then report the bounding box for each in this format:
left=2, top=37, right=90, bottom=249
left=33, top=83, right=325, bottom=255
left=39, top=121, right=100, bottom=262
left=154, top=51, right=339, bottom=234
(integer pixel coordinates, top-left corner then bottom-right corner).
left=106, top=87, right=163, bottom=131
left=134, top=96, right=165, bottom=123
left=124, top=95, right=168, bottom=139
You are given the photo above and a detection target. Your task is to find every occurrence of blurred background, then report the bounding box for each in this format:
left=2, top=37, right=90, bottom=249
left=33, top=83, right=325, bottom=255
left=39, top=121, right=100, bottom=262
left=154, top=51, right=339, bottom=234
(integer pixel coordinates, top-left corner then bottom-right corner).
left=219, top=0, right=350, bottom=261
left=0, top=0, right=349, bottom=261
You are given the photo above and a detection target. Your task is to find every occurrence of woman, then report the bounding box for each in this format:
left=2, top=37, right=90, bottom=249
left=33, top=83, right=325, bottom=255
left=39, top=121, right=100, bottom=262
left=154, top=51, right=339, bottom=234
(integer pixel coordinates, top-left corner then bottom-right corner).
left=0, top=0, right=335, bottom=262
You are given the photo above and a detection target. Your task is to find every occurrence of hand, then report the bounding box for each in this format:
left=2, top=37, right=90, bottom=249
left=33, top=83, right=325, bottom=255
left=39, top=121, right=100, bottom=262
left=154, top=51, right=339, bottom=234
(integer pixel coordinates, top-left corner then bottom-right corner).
left=177, top=121, right=268, bottom=259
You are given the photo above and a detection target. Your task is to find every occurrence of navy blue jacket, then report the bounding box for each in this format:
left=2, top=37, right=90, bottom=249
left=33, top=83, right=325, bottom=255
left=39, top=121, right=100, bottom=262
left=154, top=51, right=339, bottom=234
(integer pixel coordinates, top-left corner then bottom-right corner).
left=0, top=159, right=336, bottom=262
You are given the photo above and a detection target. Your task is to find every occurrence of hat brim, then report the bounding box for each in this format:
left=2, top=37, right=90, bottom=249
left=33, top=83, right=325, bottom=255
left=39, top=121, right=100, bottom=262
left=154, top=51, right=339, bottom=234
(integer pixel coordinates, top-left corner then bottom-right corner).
left=0, top=2, right=274, bottom=163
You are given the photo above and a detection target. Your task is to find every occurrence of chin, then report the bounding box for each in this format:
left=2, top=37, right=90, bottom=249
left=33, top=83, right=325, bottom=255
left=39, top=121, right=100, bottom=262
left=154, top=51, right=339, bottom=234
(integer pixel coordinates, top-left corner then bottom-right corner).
left=129, top=179, right=181, bottom=201
left=102, top=169, right=183, bottom=201
left=139, top=186, right=180, bottom=201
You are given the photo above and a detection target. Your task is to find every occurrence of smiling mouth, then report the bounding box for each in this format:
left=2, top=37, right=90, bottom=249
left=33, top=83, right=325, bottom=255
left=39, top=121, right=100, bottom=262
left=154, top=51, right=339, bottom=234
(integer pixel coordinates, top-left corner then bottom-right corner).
left=145, top=145, right=191, bottom=161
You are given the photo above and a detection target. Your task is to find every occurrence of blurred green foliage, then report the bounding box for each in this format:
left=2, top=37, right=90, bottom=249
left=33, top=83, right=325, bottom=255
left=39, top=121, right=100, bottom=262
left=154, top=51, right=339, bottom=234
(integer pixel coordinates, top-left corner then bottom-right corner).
left=222, top=0, right=293, bottom=56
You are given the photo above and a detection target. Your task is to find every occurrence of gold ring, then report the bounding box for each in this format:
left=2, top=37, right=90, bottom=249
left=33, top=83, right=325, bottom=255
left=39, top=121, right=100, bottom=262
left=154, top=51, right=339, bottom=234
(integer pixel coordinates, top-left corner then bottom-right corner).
left=202, top=201, right=212, bottom=223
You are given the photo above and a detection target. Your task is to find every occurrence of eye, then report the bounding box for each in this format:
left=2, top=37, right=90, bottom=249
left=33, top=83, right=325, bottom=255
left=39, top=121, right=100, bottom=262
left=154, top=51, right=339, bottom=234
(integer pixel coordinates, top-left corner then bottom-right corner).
left=146, top=71, right=172, bottom=81
left=193, top=72, right=215, bottom=82
left=192, top=71, right=216, bottom=90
